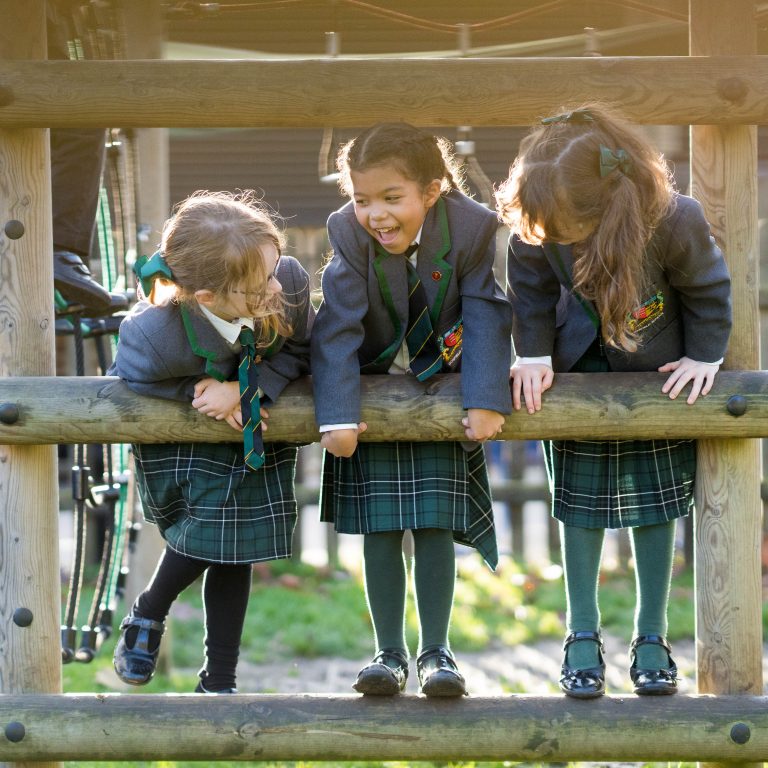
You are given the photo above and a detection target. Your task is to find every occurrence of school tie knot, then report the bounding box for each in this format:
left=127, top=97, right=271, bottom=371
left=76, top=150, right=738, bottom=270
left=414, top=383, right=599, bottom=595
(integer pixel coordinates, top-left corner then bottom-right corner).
left=404, top=259, right=443, bottom=382
left=238, top=325, right=264, bottom=471
left=239, top=325, right=257, bottom=354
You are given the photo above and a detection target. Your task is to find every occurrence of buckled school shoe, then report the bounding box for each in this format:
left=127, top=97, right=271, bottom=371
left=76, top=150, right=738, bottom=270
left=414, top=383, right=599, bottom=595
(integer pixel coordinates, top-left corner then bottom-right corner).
left=416, top=646, right=467, bottom=697
left=629, top=634, right=678, bottom=695
left=113, top=613, right=165, bottom=686
left=353, top=648, right=409, bottom=695
left=559, top=630, right=606, bottom=699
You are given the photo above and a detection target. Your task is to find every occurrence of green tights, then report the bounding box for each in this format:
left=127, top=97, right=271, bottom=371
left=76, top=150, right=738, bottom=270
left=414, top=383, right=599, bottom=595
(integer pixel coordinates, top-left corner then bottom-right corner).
left=560, top=520, right=677, bottom=669
left=362, top=528, right=456, bottom=656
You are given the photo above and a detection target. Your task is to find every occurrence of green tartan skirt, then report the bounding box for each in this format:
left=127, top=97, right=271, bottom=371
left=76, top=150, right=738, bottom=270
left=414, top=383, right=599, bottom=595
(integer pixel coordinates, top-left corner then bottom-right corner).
left=133, top=441, right=299, bottom=564
left=320, top=440, right=498, bottom=569
left=546, top=337, right=696, bottom=529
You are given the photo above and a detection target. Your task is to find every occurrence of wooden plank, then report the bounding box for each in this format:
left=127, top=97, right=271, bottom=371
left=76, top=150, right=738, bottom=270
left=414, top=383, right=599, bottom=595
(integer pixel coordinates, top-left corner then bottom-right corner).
left=689, top=7, right=764, bottom=753
left=0, top=2, right=62, bottom=768
left=0, top=57, right=767, bottom=127
left=114, top=0, right=173, bottom=659
left=0, top=372, right=766, bottom=445
left=0, top=693, right=766, bottom=763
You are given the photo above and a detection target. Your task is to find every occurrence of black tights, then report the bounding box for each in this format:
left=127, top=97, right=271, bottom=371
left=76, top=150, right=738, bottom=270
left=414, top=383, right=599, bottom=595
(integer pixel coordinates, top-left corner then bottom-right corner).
left=132, top=546, right=252, bottom=690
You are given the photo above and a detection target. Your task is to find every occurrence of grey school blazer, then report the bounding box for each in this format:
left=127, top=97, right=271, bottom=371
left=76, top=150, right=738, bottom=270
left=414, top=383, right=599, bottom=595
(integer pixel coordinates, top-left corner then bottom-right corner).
left=109, top=255, right=314, bottom=404
left=507, top=194, right=732, bottom=372
left=312, top=189, right=513, bottom=426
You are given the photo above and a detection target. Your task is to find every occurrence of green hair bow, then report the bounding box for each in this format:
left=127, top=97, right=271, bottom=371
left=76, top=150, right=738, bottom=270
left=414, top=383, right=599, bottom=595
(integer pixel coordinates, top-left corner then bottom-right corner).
left=599, top=145, right=632, bottom=178
left=134, top=251, right=174, bottom=296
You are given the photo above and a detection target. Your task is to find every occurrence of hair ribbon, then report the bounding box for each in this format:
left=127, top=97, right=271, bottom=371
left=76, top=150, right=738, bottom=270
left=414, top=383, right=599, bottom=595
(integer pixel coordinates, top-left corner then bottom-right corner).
left=599, top=145, right=632, bottom=178
left=540, top=108, right=596, bottom=125
left=134, top=251, right=174, bottom=296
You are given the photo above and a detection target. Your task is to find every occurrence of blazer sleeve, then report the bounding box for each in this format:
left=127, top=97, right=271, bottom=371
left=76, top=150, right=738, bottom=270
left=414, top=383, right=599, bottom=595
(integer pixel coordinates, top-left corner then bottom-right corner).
left=454, top=205, right=513, bottom=414
left=658, top=196, right=732, bottom=363
left=506, top=234, right=563, bottom=358
left=109, top=304, right=200, bottom=402
left=310, top=209, right=371, bottom=426
left=257, top=255, right=315, bottom=404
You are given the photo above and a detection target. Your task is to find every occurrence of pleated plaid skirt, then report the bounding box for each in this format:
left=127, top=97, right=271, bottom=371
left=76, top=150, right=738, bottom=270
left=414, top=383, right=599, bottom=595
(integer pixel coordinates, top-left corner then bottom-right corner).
left=320, top=441, right=498, bottom=569
left=546, top=338, right=696, bottom=529
left=132, top=441, right=299, bottom=564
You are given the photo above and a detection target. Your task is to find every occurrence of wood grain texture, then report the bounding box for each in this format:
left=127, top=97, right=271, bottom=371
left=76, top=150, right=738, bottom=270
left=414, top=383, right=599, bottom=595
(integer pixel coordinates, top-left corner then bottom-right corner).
left=0, top=694, right=766, bottom=763
left=690, top=0, right=764, bottom=718
left=0, top=57, right=767, bottom=127
left=0, top=7, right=63, bottom=768
left=0, top=372, right=766, bottom=444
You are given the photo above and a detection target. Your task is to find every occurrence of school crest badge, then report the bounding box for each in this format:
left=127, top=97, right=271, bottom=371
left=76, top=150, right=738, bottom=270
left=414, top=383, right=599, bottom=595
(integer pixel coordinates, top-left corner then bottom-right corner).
left=439, top=318, right=463, bottom=367
left=628, top=291, right=664, bottom=333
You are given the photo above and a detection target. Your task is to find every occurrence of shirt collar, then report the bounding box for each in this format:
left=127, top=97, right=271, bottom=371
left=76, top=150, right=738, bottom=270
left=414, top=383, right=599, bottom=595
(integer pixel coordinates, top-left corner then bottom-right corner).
left=199, top=304, right=254, bottom=345
left=405, top=227, right=423, bottom=263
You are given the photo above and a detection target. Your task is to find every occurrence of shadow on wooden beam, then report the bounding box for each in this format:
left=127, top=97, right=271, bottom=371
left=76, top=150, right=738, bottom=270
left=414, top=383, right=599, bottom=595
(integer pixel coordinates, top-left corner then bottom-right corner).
left=0, top=372, right=766, bottom=445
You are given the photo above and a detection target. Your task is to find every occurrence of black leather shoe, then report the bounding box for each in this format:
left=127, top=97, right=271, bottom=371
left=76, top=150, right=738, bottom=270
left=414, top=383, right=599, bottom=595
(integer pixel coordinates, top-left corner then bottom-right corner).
left=630, top=634, right=678, bottom=695
left=559, top=630, right=606, bottom=699
left=353, top=648, right=409, bottom=695
left=416, top=646, right=467, bottom=697
left=113, top=613, right=165, bottom=686
left=53, top=249, right=128, bottom=316
left=195, top=680, right=238, bottom=694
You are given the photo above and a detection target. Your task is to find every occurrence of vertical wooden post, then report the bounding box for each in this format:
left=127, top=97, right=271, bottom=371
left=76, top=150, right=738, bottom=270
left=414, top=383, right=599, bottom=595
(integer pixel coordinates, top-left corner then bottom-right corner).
left=115, top=0, right=172, bottom=668
left=0, top=1, right=62, bottom=767
left=689, top=4, right=763, bottom=768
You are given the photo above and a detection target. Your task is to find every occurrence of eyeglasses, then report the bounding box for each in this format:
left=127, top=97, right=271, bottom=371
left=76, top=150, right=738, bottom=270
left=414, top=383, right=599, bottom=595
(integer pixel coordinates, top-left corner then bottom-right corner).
left=229, top=266, right=280, bottom=297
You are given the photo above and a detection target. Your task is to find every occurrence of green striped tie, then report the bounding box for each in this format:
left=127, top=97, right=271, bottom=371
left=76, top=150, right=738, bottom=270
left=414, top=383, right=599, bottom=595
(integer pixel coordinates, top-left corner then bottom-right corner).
left=405, top=259, right=443, bottom=381
left=238, top=327, right=265, bottom=471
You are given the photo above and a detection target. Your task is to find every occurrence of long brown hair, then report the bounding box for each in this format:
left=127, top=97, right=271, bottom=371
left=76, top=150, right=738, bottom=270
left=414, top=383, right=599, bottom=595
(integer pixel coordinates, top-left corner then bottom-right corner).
left=496, top=103, right=675, bottom=351
left=336, top=122, right=469, bottom=198
left=156, top=190, right=291, bottom=346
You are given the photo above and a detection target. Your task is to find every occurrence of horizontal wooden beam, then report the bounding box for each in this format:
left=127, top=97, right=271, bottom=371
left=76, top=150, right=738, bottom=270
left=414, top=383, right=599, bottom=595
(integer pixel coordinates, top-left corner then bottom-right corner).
left=0, top=57, right=767, bottom=127
left=0, top=694, right=765, bottom=762
left=0, top=372, right=765, bottom=445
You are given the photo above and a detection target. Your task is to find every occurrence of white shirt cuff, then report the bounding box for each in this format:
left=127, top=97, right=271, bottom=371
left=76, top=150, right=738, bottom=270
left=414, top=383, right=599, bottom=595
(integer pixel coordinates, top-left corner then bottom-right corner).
left=319, top=423, right=359, bottom=432
left=515, top=355, right=553, bottom=368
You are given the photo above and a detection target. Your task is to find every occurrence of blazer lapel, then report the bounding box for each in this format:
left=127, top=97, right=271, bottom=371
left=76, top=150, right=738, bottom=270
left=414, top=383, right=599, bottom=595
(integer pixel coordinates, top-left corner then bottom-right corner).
left=371, top=241, right=408, bottom=366
left=180, top=304, right=234, bottom=382
left=542, top=242, right=600, bottom=330
left=418, top=196, right=453, bottom=325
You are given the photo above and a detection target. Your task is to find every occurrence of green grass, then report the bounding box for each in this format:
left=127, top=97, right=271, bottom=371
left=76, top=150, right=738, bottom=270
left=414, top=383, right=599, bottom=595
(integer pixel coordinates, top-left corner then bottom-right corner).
left=63, top=763, right=699, bottom=768
left=62, top=554, right=758, bottom=689
left=59, top=556, right=763, bottom=768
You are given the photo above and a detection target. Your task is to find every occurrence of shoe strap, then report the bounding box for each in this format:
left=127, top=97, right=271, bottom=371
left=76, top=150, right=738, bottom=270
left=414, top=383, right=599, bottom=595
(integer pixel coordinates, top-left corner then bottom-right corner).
left=563, top=630, right=603, bottom=650
left=630, top=634, right=676, bottom=670
left=631, top=634, right=671, bottom=652
left=416, top=646, right=458, bottom=671
left=120, top=614, right=165, bottom=653
left=373, top=648, right=408, bottom=668
left=120, top=614, right=165, bottom=634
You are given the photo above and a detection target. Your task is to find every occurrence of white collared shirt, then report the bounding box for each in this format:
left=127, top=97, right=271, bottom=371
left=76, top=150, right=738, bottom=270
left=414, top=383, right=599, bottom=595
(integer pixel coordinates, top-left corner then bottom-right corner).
left=199, top=304, right=254, bottom=345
